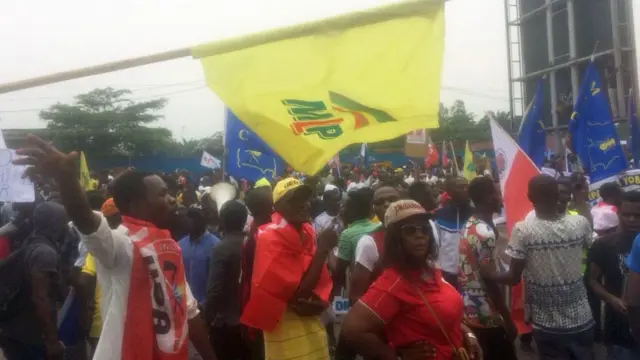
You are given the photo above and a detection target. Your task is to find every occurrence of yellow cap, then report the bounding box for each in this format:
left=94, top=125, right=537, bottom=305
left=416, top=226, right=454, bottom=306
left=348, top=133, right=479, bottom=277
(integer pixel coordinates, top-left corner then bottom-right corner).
left=272, top=177, right=310, bottom=203
left=254, top=178, right=271, bottom=189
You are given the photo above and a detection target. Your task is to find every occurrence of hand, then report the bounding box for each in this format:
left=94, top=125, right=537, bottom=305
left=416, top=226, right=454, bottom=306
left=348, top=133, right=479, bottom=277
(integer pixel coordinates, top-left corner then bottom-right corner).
left=317, top=225, right=338, bottom=252
left=13, top=135, right=78, bottom=182
left=610, top=297, right=628, bottom=314
left=44, top=339, right=64, bottom=360
left=397, top=341, right=436, bottom=359
left=463, top=332, right=483, bottom=360
left=289, top=297, right=327, bottom=316
left=478, top=263, right=497, bottom=281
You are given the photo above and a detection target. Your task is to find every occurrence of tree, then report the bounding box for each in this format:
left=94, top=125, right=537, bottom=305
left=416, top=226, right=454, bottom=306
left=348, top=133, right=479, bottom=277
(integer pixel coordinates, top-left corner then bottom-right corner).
left=40, top=87, right=174, bottom=156
left=477, top=110, right=520, bottom=135
left=431, top=100, right=482, bottom=143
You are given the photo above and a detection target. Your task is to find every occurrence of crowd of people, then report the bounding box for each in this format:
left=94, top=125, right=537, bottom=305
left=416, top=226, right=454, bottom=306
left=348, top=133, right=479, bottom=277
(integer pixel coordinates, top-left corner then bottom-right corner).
left=0, top=135, right=638, bottom=360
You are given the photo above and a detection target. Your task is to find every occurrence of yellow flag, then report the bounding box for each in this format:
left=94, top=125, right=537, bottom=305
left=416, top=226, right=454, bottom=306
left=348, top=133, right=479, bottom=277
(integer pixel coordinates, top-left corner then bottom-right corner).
left=193, top=0, right=445, bottom=174
left=463, top=141, right=476, bottom=181
left=79, top=151, right=92, bottom=191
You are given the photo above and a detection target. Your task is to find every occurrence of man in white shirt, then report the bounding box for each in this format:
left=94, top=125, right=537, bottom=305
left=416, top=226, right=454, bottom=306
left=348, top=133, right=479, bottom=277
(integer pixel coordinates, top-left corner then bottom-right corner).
left=14, top=135, right=217, bottom=360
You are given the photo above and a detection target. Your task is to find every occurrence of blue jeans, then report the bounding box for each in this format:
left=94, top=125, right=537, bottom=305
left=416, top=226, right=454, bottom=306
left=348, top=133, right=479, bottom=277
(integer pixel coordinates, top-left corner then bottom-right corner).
left=533, top=327, right=594, bottom=360
left=607, top=344, right=640, bottom=360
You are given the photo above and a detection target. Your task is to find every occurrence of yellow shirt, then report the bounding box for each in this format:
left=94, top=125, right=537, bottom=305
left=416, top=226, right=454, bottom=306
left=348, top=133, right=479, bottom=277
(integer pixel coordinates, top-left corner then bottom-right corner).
left=81, top=254, right=102, bottom=338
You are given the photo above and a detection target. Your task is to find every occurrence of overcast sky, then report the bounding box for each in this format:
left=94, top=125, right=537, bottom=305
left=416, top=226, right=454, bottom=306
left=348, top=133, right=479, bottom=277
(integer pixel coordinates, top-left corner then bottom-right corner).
left=0, top=0, right=636, bottom=140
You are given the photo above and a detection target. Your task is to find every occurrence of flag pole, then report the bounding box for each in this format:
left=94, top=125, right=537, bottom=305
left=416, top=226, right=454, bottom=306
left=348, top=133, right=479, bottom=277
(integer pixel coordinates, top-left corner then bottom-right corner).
left=449, top=140, right=459, bottom=176
left=0, top=48, right=192, bottom=95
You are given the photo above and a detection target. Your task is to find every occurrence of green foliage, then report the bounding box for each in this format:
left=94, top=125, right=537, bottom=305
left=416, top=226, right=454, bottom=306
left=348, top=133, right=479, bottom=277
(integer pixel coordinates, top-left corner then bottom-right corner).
left=40, top=87, right=173, bottom=156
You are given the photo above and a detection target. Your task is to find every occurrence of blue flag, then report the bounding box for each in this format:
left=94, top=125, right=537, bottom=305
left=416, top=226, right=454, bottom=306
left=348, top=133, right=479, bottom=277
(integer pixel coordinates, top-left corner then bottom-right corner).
left=569, top=61, right=627, bottom=182
left=517, top=79, right=546, bottom=168
left=629, top=91, right=640, bottom=168
left=224, top=110, right=284, bottom=182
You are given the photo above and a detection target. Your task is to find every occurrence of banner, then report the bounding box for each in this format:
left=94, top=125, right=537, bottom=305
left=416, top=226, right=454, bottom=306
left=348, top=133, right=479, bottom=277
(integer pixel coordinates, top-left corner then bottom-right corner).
left=193, top=0, right=445, bottom=174
left=588, top=169, right=640, bottom=205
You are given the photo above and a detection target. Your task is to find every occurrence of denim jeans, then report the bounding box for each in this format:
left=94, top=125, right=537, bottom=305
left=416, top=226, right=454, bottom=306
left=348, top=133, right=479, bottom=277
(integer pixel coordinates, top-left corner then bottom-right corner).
left=607, top=344, right=640, bottom=360
left=533, top=327, right=594, bottom=360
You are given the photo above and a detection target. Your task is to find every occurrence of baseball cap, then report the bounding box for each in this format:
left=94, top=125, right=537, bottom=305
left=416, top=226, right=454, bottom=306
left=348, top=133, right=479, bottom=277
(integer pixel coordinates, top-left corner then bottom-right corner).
left=254, top=178, right=272, bottom=189
left=592, top=204, right=619, bottom=232
left=384, top=199, right=428, bottom=227
left=272, top=177, right=311, bottom=204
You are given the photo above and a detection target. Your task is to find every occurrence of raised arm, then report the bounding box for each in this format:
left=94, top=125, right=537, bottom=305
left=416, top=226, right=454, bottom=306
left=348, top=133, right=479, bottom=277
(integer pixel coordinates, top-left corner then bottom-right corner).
left=15, top=135, right=122, bottom=267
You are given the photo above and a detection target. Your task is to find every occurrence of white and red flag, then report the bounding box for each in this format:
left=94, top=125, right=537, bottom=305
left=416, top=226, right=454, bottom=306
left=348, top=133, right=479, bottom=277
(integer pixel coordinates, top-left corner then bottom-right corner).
left=490, top=118, right=540, bottom=335
left=490, top=119, right=540, bottom=235
left=441, top=141, right=450, bottom=167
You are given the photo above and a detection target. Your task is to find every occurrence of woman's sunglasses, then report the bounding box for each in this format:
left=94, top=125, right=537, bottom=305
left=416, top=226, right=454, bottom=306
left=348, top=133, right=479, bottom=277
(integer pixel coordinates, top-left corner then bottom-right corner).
left=400, top=224, right=430, bottom=237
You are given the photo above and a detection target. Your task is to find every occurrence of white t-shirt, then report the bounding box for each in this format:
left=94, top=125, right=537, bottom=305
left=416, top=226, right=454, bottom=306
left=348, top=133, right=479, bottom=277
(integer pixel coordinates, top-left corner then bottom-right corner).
left=80, top=214, right=199, bottom=360
left=354, top=235, right=378, bottom=271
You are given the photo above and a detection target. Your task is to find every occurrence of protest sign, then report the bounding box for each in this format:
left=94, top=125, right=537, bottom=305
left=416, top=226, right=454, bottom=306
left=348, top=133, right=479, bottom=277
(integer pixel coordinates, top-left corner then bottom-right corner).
left=0, top=148, right=35, bottom=203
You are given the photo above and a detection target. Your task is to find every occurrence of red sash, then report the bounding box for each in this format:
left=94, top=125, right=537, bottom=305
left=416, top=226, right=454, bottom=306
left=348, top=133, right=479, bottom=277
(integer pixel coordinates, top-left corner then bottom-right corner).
left=240, top=213, right=332, bottom=331
left=121, top=216, right=189, bottom=360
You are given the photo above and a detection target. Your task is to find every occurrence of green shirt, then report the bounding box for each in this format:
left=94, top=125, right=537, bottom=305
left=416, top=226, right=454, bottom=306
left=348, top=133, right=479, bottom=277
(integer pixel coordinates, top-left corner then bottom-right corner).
left=337, top=219, right=380, bottom=262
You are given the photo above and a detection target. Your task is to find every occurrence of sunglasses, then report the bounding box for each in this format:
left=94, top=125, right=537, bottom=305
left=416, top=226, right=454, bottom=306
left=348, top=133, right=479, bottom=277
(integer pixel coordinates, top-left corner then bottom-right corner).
left=400, top=224, right=430, bottom=237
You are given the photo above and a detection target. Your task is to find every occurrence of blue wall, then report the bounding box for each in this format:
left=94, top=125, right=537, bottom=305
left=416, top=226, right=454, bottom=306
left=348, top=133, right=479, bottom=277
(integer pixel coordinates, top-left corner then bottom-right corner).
left=87, top=154, right=205, bottom=175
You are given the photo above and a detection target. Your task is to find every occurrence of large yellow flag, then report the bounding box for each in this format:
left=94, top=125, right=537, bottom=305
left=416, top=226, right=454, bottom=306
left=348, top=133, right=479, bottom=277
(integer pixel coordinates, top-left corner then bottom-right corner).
left=193, top=0, right=445, bottom=174
left=79, top=152, right=92, bottom=191
left=462, top=141, right=476, bottom=181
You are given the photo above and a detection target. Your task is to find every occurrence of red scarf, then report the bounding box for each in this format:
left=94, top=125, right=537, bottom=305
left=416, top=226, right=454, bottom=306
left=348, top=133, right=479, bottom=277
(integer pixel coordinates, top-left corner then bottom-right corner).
left=121, top=216, right=189, bottom=360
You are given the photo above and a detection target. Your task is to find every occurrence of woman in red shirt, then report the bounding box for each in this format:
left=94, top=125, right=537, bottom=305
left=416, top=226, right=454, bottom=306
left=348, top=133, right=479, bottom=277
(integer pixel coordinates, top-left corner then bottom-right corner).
left=341, top=200, right=482, bottom=360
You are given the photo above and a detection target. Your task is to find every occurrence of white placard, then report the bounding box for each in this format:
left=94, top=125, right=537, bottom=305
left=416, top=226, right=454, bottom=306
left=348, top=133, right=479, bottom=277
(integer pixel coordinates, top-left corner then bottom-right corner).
left=200, top=151, right=221, bottom=169
left=406, top=129, right=427, bottom=144
left=332, top=296, right=350, bottom=315
left=0, top=149, right=35, bottom=203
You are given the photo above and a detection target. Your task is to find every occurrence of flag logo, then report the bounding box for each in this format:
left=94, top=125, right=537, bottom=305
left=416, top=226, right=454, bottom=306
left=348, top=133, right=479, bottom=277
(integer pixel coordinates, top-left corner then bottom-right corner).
left=495, top=149, right=507, bottom=179
left=284, top=92, right=395, bottom=140
left=598, top=138, right=616, bottom=152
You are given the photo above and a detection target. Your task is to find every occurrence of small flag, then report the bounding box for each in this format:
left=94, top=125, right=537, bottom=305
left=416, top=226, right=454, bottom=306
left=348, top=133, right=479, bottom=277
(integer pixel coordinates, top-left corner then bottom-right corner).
left=360, top=143, right=368, bottom=168
left=462, top=141, right=476, bottom=181
left=200, top=151, right=221, bottom=169
left=79, top=152, right=92, bottom=191
left=328, top=154, right=341, bottom=177
left=193, top=0, right=445, bottom=174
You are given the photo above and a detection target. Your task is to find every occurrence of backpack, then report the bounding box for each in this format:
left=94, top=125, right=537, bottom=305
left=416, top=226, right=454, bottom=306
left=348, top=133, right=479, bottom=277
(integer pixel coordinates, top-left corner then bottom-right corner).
left=0, top=242, right=46, bottom=322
